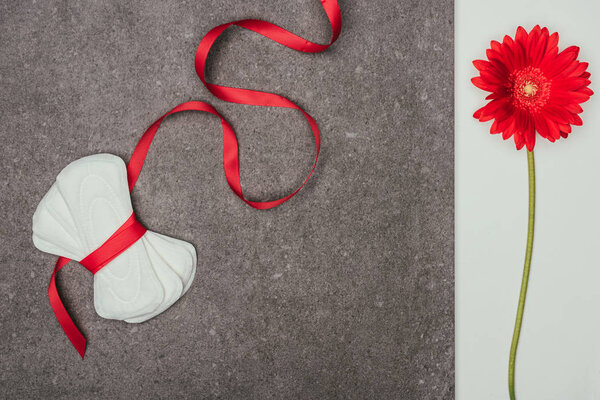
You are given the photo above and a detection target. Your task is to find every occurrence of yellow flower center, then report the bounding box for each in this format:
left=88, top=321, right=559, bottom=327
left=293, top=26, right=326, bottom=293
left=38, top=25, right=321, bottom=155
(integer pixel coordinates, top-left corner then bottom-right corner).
left=510, top=67, right=551, bottom=111
left=521, top=82, right=538, bottom=98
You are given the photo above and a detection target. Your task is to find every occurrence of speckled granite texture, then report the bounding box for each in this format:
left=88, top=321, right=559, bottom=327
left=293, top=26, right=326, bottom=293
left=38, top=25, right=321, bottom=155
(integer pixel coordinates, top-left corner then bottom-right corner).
left=0, top=0, right=453, bottom=398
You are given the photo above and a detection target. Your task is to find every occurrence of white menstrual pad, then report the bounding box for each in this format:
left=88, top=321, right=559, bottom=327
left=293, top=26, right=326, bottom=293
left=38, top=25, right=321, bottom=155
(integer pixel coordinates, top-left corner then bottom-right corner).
left=32, top=154, right=197, bottom=323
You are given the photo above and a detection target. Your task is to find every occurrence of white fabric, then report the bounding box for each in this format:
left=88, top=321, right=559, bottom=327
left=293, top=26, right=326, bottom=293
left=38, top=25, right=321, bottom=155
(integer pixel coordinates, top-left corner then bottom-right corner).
left=32, top=154, right=196, bottom=323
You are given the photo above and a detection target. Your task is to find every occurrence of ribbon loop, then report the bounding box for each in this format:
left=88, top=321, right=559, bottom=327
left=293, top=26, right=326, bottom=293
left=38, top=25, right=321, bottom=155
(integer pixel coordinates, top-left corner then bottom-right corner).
left=131, top=0, right=342, bottom=209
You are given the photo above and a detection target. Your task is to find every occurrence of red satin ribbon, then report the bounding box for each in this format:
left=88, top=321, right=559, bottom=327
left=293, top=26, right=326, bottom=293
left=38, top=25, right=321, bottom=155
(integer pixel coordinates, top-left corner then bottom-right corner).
left=49, top=214, right=146, bottom=358
left=79, top=214, right=147, bottom=275
left=48, top=0, right=342, bottom=358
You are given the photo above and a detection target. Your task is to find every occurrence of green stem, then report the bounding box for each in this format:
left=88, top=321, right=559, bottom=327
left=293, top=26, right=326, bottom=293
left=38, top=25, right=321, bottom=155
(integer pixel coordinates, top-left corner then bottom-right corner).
left=508, top=150, right=535, bottom=400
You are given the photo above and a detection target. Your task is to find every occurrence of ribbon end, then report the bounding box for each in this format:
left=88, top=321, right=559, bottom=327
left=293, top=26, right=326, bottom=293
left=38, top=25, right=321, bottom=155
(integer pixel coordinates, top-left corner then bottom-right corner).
left=77, top=342, right=86, bottom=359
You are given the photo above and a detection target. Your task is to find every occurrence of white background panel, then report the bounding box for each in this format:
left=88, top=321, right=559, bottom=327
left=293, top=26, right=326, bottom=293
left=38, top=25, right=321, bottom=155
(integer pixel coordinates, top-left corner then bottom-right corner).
left=456, top=0, right=600, bottom=398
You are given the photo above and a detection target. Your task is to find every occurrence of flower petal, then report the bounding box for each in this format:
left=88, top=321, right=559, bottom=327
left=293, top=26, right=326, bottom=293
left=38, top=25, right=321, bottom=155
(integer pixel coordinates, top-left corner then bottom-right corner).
left=524, top=113, right=536, bottom=151
left=546, top=46, right=580, bottom=78
left=471, top=76, right=496, bottom=92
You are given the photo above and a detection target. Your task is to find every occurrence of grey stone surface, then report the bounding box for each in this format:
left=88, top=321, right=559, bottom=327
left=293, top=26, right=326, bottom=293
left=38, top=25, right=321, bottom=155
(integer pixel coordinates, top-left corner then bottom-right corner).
left=0, top=0, right=453, bottom=399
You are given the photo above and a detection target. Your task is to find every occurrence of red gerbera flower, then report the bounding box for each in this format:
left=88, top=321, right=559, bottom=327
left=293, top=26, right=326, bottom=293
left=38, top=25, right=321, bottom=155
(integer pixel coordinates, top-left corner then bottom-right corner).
left=472, top=25, right=593, bottom=151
